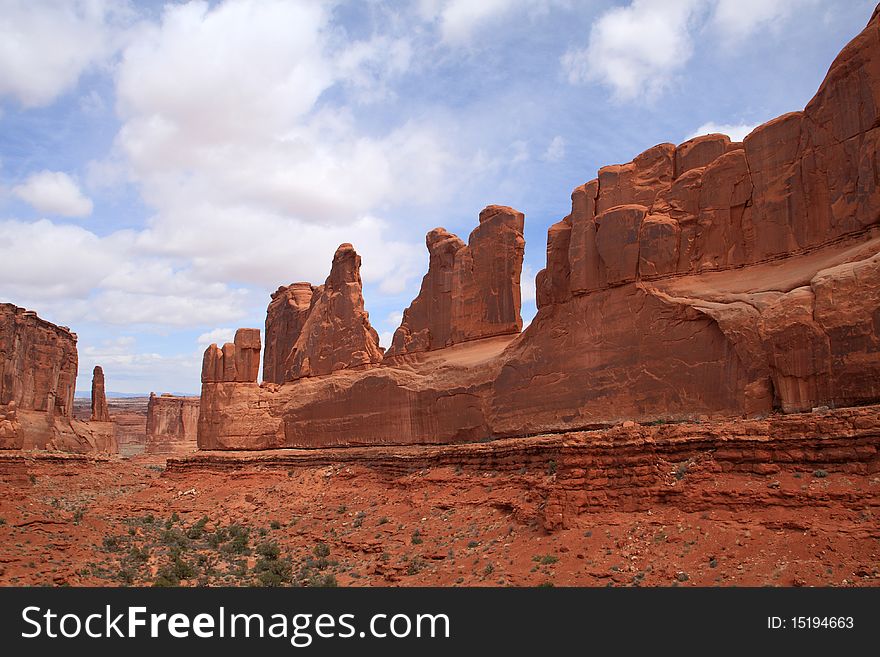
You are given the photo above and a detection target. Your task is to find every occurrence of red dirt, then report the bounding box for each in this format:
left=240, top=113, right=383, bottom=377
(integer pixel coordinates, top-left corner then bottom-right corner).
left=1, top=406, right=878, bottom=587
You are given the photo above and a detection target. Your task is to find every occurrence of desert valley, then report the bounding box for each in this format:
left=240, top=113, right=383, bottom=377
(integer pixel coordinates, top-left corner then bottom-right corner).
left=1, top=4, right=880, bottom=589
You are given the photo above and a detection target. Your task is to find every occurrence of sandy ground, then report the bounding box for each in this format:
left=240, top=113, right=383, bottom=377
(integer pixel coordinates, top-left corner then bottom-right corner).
left=0, top=438, right=877, bottom=587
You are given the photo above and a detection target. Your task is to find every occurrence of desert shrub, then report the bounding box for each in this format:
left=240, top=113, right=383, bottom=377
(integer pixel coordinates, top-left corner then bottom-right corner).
left=533, top=555, right=558, bottom=565
left=102, top=536, right=121, bottom=552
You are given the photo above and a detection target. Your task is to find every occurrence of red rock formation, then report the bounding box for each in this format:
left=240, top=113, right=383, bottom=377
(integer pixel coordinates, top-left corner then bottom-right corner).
left=387, top=228, right=465, bottom=355
left=285, top=244, right=382, bottom=379
left=145, top=393, right=199, bottom=455
left=198, top=8, right=880, bottom=450
left=0, top=304, right=115, bottom=453
left=263, top=282, right=314, bottom=384
left=1, top=303, right=77, bottom=419
left=201, top=329, right=262, bottom=384
left=75, top=396, right=150, bottom=457
left=90, top=366, right=110, bottom=422
left=389, top=207, right=525, bottom=356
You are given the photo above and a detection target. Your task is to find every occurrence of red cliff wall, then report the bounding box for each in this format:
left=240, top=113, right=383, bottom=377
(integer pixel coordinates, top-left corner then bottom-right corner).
left=145, top=393, right=199, bottom=455
left=0, top=303, right=116, bottom=453
left=197, top=8, right=880, bottom=450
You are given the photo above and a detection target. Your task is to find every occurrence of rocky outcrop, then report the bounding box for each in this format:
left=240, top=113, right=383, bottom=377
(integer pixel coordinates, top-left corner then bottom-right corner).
left=388, top=206, right=525, bottom=357
left=263, top=282, right=315, bottom=384
left=285, top=244, right=383, bottom=379
left=145, top=393, right=199, bottom=455
left=198, top=8, right=880, bottom=450
left=247, top=245, right=382, bottom=386
left=90, top=366, right=110, bottom=422
left=0, top=304, right=115, bottom=453
left=1, top=303, right=77, bottom=420
left=201, top=329, right=262, bottom=384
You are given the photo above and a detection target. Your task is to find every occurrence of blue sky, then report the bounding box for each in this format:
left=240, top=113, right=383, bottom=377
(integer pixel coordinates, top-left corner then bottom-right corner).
left=0, top=0, right=875, bottom=394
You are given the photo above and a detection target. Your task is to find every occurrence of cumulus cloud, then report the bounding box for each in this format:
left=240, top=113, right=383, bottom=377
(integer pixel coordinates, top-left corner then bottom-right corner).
left=563, top=0, right=811, bottom=101
left=80, top=337, right=202, bottom=395
left=687, top=121, right=757, bottom=142
left=0, top=0, right=133, bottom=107
left=108, top=0, right=467, bottom=303
left=541, top=135, right=566, bottom=162
left=0, top=217, right=250, bottom=328
left=421, top=0, right=564, bottom=44
left=11, top=170, right=93, bottom=217
left=196, top=328, right=237, bottom=348
left=562, top=0, right=701, bottom=100
left=710, top=0, right=815, bottom=44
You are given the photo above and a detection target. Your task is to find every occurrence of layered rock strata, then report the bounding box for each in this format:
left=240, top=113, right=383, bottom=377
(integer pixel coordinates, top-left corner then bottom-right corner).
left=145, top=393, right=199, bottom=455
left=0, top=304, right=115, bottom=452
left=198, top=9, right=880, bottom=450
left=387, top=205, right=525, bottom=356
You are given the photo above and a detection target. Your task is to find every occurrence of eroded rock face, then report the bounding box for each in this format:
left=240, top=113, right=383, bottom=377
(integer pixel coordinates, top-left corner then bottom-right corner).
left=198, top=8, right=880, bottom=449
left=201, top=329, right=262, bottom=384
left=0, top=303, right=77, bottom=419
left=0, top=304, right=115, bottom=453
left=286, top=244, right=383, bottom=378
left=145, top=393, right=199, bottom=455
left=388, top=228, right=465, bottom=355
left=263, top=282, right=314, bottom=384
left=90, top=366, right=110, bottom=422
left=388, top=207, right=524, bottom=356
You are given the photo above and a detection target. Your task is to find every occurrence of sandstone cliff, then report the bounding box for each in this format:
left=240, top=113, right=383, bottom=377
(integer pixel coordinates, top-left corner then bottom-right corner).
left=263, top=282, right=314, bottom=384
left=285, top=244, right=383, bottom=379
left=145, top=393, right=199, bottom=456
left=198, top=9, right=880, bottom=450
left=387, top=205, right=525, bottom=357
left=0, top=304, right=116, bottom=453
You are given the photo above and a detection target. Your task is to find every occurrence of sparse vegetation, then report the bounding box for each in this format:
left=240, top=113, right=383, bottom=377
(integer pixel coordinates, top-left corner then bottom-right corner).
left=533, top=554, right=558, bottom=565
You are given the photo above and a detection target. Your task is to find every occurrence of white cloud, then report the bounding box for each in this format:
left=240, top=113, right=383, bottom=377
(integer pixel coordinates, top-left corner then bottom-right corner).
left=521, top=264, right=536, bottom=303
left=196, top=328, right=236, bottom=348
left=563, top=0, right=811, bottom=101
left=0, top=218, right=249, bottom=328
left=12, top=170, right=93, bottom=217
left=422, top=0, right=564, bottom=44
left=107, top=0, right=473, bottom=304
left=79, top=337, right=202, bottom=395
left=562, top=0, right=701, bottom=100
left=687, top=121, right=757, bottom=142
left=0, top=0, right=133, bottom=107
left=542, top=135, right=566, bottom=162
left=710, top=0, right=814, bottom=44
left=378, top=330, right=395, bottom=349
